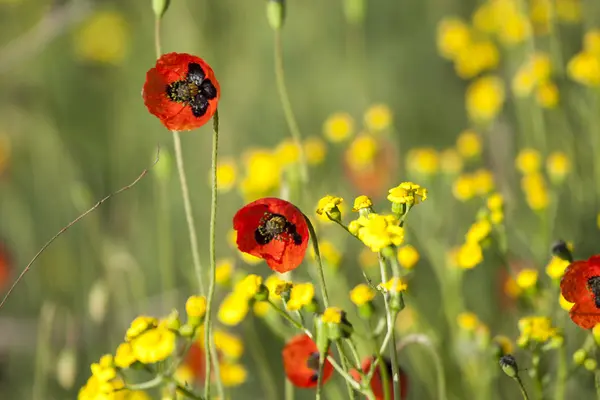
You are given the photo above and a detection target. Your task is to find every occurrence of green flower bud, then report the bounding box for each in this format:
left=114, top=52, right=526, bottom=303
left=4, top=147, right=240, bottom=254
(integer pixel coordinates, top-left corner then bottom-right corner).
left=343, top=0, right=365, bottom=25
left=499, top=355, right=519, bottom=378
left=179, top=323, right=195, bottom=338
left=267, top=0, right=285, bottom=31
left=573, top=349, right=587, bottom=365
left=584, top=358, right=598, bottom=372
left=314, top=318, right=330, bottom=356
left=165, top=309, right=181, bottom=331
left=152, top=0, right=171, bottom=19
left=254, top=284, right=270, bottom=302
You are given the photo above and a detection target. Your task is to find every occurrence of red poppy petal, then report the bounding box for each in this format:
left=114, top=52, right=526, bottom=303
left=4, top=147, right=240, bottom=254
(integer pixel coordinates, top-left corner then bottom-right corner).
left=185, top=342, right=206, bottom=383
left=570, top=297, right=600, bottom=329
left=354, top=357, right=408, bottom=400
left=282, top=334, right=333, bottom=389
left=561, top=258, right=600, bottom=303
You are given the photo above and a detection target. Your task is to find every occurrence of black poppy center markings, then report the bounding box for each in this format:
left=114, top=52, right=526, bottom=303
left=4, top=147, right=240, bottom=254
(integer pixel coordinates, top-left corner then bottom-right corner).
left=587, top=276, right=600, bottom=308
left=255, top=212, right=302, bottom=246
left=306, top=352, right=320, bottom=382
left=166, top=63, right=217, bottom=118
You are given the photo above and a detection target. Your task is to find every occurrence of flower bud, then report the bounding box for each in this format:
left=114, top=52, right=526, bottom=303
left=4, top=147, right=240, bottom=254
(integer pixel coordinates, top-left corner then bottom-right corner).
left=314, top=318, right=330, bottom=356
left=343, top=0, right=365, bottom=25
left=152, top=0, right=171, bottom=19
left=584, top=358, right=598, bottom=371
left=267, top=0, right=285, bottom=30
left=573, top=349, right=587, bottom=365
left=56, top=348, right=76, bottom=389
left=499, top=354, right=519, bottom=378
left=165, top=309, right=181, bottom=331
left=179, top=323, right=195, bottom=338
left=254, top=284, right=270, bottom=302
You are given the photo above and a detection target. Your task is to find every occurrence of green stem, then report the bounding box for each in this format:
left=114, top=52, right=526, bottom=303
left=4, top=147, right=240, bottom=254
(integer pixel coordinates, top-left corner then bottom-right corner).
left=268, top=299, right=305, bottom=331
left=595, top=370, right=600, bottom=400
left=285, top=377, right=294, bottom=400
left=347, top=338, right=363, bottom=369
left=397, top=334, right=446, bottom=400
left=32, top=302, right=56, bottom=400
left=515, top=376, right=531, bottom=400
left=304, top=215, right=330, bottom=307
left=555, top=344, right=567, bottom=400
left=378, top=256, right=401, bottom=400
left=246, top=315, right=278, bottom=400
left=316, top=350, right=326, bottom=400
left=273, top=29, right=308, bottom=183
left=204, top=111, right=223, bottom=398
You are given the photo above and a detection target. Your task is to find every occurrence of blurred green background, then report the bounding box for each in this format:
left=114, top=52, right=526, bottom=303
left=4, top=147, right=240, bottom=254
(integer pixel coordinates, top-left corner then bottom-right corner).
left=2, top=0, right=600, bottom=399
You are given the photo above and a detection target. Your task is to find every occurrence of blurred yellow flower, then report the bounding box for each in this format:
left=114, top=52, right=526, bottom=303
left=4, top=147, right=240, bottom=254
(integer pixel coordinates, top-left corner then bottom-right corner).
left=440, top=148, right=463, bottom=174
left=536, top=81, right=559, bottom=108
left=253, top=301, right=270, bottom=317
left=114, top=343, right=136, bottom=369
left=346, top=134, right=378, bottom=169
left=379, top=277, right=408, bottom=293
left=522, top=173, right=549, bottom=210
left=353, top=195, right=373, bottom=212
left=504, top=276, right=522, bottom=298
left=568, top=51, right=600, bottom=87
left=406, top=148, right=439, bottom=175
left=466, top=75, right=505, bottom=123
left=220, top=362, right=247, bottom=387
left=559, top=293, right=574, bottom=311
left=364, top=104, right=393, bottom=131
left=216, top=259, right=234, bottom=286
left=126, top=316, right=157, bottom=341
left=517, top=316, right=557, bottom=346
left=437, top=17, right=471, bottom=60
left=132, top=326, right=176, bottom=364
left=287, top=283, right=315, bottom=311
left=498, top=12, right=531, bottom=45
left=555, top=0, right=582, bottom=23
left=585, top=30, right=600, bottom=56
left=493, top=335, right=514, bottom=356
left=214, top=330, right=244, bottom=360
left=387, top=182, right=428, bottom=206
left=452, top=174, right=476, bottom=201
left=516, top=148, right=542, bottom=174
left=234, top=274, right=263, bottom=299
left=349, top=213, right=404, bottom=252
left=530, top=0, right=552, bottom=35
left=457, top=312, right=479, bottom=331
left=512, top=68, right=536, bottom=97
left=239, top=149, right=281, bottom=199
left=304, top=136, right=327, bottom=165
left=350, top=284, right=376, bottom=306
left=185, top=295, right=207, bottom=318
left=323, top=113, right=354, bottom=142
left=546, top=151, right=570, bottom=183
left=465, top=220, right=492, bottom=244
left=311, top=240, right=342, bottom=267
left=397, top=245, right=419, bottom=269
left=218, top=293, right=249, bottom=326
left=456, top=241, right=483, bottom=269
left=322, top=307, right=344, bottom=324
left=487, top=193, right=504, bottom=211
left=275, top=139, right=300, bottom=167
left=472, top=2, right=499, bottom=34
left=454, top=40, right=500, bottom=79
left=456, top=130, right=482, bottom=159
left=74, top=11, right=129, bottom=65
left=472, top=169, right=495, bottom=195
left=531, top=52, right=553, bottom=82
left=516, top=269, right=538, bottom=290
left=546, top=256, right=570, bottom=280
left=213, top=159, right=237, bottom=192
left=264, top=275, right=286, bottom=300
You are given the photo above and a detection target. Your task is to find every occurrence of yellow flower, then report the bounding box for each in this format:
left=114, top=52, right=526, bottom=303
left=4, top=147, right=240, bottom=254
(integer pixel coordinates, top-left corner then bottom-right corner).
left=186, top=296, right=207, bottom=318
left=350, top=284, right=376, bottom=306
left=512, top=68, right=536, bottom=97
left=387, top=182, right=428, bottom=206
left=559, top=293, right=574, bottom=311
left=379, top=277, right=408, bottom=293
left=518, top=316, right=557, bottom=345
left=536, top=81, right=559, bottom=108
left=493, top=335, right=514, bottom=356
left=214, top=158, right=237, bottom=192
left=316, top=195, right=344, bottom=216
left=452, top=174, right=476, bottom=201
left=406, top=148, right=439, bottom=175
left=323, top=113, right=354, bottom=142
left=456, top=241, right=483, bottom=269
left=546, top=256, right=570, bottom=280
left=454, top=40, right=500, bottom=79
left=353, top=195, right=373, bottom=212
left=456, top=130, right=482, bottom=159
left=568, top=51, right=600, bottom=87
left=214, top=330, right=244, bottom=360
left=265, top=275, right=286, bottom=300
left=275, top=139, right=300, bottom=167
left=466, top=75, right=505, bottom=123
left=216, top=259, right=234, bottom=286
left=472, top=169, right=495, bottom=195
left=350, top=213, right=405, bottom=252
left=516, top=269, right=538, bottom=290
left=487, top=193, right=504, bottom=211
left=465, top=220, right=492, bottom=244
left=585, top=30, right=600, bottom=56
left=239, top=149, right=281, bottom=199
left=311, top=240, right=342, bottom=267
left=234, top=274, right=263, bottom=299
left=364, top=104, right=393, bottom=131
left=530, top=0, right=552, bottom=35
left=114, top=343, right=136, bottom=369
left=125, top=316, right=158, bottom=341
left=498, top=12, right=531, bottom=45
left=457, top=312, right=479, bottom=331
left=90, top=354, right=116, bottom=382
left=131, top=326, right=176, bottom=364
left=472, top=2, right=499, bottom=34
left=218, top=293, right=249, bottom=326
left=522, top=173, right=549, bottom=210
left=440, top=148, right=463, bottom=174
left=74, top=11, right=129, bottom=65
left=516, top=148, right=542, bottom=174
left=322, top=307, right=344, bottom=324
left=397, top=245, right=420, bottom=269
left=531, top=52, right=553, bottom=82
left=78, top=375, right=123, bottom=400
left=253, top=301, right=270, bottom=317
left=546, top=152, right=570, bottom=183
left=556, top=0, right=582, bottom=23
left=359, top=247, right=379, bottom=269
left=504, top=276, right=522, bottom=298
left=304, top=136, right=327, bottom=165
left=346, top=134, right=379, bottom=169
left=437, top=17, right=471, bottom=60
left=220, top=362, right=247, bottom=387
left=287, top=283, right=315, bottom=311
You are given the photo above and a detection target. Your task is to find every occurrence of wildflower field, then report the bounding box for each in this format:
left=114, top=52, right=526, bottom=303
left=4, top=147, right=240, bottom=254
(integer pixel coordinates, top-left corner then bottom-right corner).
left=2, top=0, right=600, bottom=399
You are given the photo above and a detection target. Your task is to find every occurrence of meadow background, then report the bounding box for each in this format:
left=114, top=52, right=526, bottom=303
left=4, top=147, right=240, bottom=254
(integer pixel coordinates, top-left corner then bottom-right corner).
left=1, top=0, right=600, bottom=399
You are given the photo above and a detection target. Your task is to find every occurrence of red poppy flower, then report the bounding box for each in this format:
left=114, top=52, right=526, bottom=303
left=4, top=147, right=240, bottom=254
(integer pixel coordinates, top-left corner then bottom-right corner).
left=350, top=357, right=408, bottom=400
left=561, top=255, right=600, bottom=329
left=233, top=198, right=309, bottom=273
left=185, top=342, right=207, bottom=383
left=282, top=334, right=334, bottom=388
left=0, top=243, right=11, bottom=290
left=143, top=52, right=220, bottom=131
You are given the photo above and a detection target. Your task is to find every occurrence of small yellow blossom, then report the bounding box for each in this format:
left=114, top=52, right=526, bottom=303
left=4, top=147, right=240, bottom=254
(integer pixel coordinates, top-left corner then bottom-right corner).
left=466, top=75, right=505, bottom=123
left=512, top=68, right=536, bottom=97
left=406, top=148, right=439, bottom=175
left=472, top=169, right=495, bottom=195
left=218, top=293, right=250, bottom=326
left=585, top=30, right=600, bottom=56
left=275, top=139, right=300, bottom=167
left=287, top=283, right=315, bottom=311
left=453, top=174, right=476, bottom=201
left=316, top=195, right=344, bottom=216
left=517, top=316, right=557, bottom=345
left=465, top=220, right=492, bottom=244
left=498, top=12, right=531, bottom=46
left=456, top=130, right=482, bottom=159
left=185, top=296, right=207, bottom=318
left=74, top=11, right=129, bottom=65
left=346, top=134, right=379, bottom=169
left=311, top=240, right=342, bottom=267
left=516, top=148, right=542, bottom=174
left=536, top=81, right=559, bottom=108
left=546, top=256, right=570, bottom=280
left=114, top=343, right=136, bottom=369
left=472, top=2, right=499, bottom=34
left=546, top=152, right=570, bottom=182
left=457, top=312, right=479, bottom=331
left=214, top=330, right=244, bottom=360
left=387, top=182, right=428, bottom=206
left=253, top=301, right=270, bottom=317
left=350, top=284, right=376, bottom=306
left=132, top=326, right=176, bottom=364
left=379, top=277, right=408, bottom=293
left=239, top=149, right=281, bottom=199
left=90, top=354, right=116, bottom=382
left=304, top=136, right=327, bottom=165
left=437, top=17, right=471, bottom=60
left=559, top=294, right=574, bottom=311
left=234, top=274, right=263, bottom=299
left=322, top=307, right=344, bottom=324
left=440, top=148, right=463, bottom=174
left=214, top=159, right=237, bottom=192
left=530, top=0, right=552, bottom=35
left=516, top=269, right=538, bottom=290
left=350, top=213, right=405, bottom=252
left=216, top=259, right=234, bottom=286
left=323, top=113, right=354, bottom=142
left=456, top=241, right=483, bottom=269
left=353, top=195, right=373, bottom=212
left=531, top=52, right=553, bottom=82
left=522, top=173, right=550, bottom=210
left=505, top=276, right=522, bottom=298
left=487, top=193, right=504, bottom=211
left=556, top=0, right=582, bottom=23
left=220, top=362, right=248, bottom=387
left=265, top=275, right=286, bottom=300
left=397, top=245, right=420, bottom=269
left=364, top=104, right=393, bottom=131
left=454, top=40, right=500, bottom=79
left=126, top=316, right=157, bottom=341
left=568, top=51, right=600, bottom=87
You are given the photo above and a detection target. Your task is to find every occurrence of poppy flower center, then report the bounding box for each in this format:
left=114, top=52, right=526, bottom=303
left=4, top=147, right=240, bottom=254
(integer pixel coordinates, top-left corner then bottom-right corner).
left=166, top=63, right=217, bottom=118
left=306, top=351, right=320, bottom=382
left=587, top=276, right=600, bottom=308
left=255, top=212, right=302, bottom=245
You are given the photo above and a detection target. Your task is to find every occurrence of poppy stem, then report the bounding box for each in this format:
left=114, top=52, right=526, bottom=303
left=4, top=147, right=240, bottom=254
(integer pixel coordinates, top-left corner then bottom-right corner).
left=273, top=29, right=309, bottom=184
left=316, top=351, right=326, bottom=400
left=204, top=110, right=224, bottom=399
left=397, top=334, right=447, bottom=400
left=154, top=17, right=162, bottom=58
left=268, top=299, right=306, bottom=332
left=303, top=216, right=330, bottom=307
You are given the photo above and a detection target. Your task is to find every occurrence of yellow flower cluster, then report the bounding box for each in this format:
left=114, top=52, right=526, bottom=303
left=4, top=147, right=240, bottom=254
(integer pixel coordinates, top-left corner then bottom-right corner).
left=466, top=75, right=505, bottom=124
left=387, top=182, right=428, bottom=207
left=517, top=316, right=558, bottom=346
left=452, top=169, right=495, bottom=201
left=378, top=277, right=408, bottom=293
left=457, top=312, right=481, bottom=331
left=349, top=213, right=405, bottom=252
left=316, top=195, right=343, bottom=217
left=287, top=282, right=316, bottom=311
left=406, top=148, right=439, bottom=176
left=219, top=274, right=267, bottom=326
left=568, top=30, right=600, bottom=87
left=515, top=269, right=539, bottom=291
left=515, top=148, right=550, bottom=211
left=512, top=52, right=559, bottom=108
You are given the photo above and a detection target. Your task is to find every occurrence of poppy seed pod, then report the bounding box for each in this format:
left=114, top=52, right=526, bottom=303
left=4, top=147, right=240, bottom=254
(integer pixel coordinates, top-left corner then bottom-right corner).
left=152, top=0, right=171, bottom=18
left=267, top=0, right=286, bottom=30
